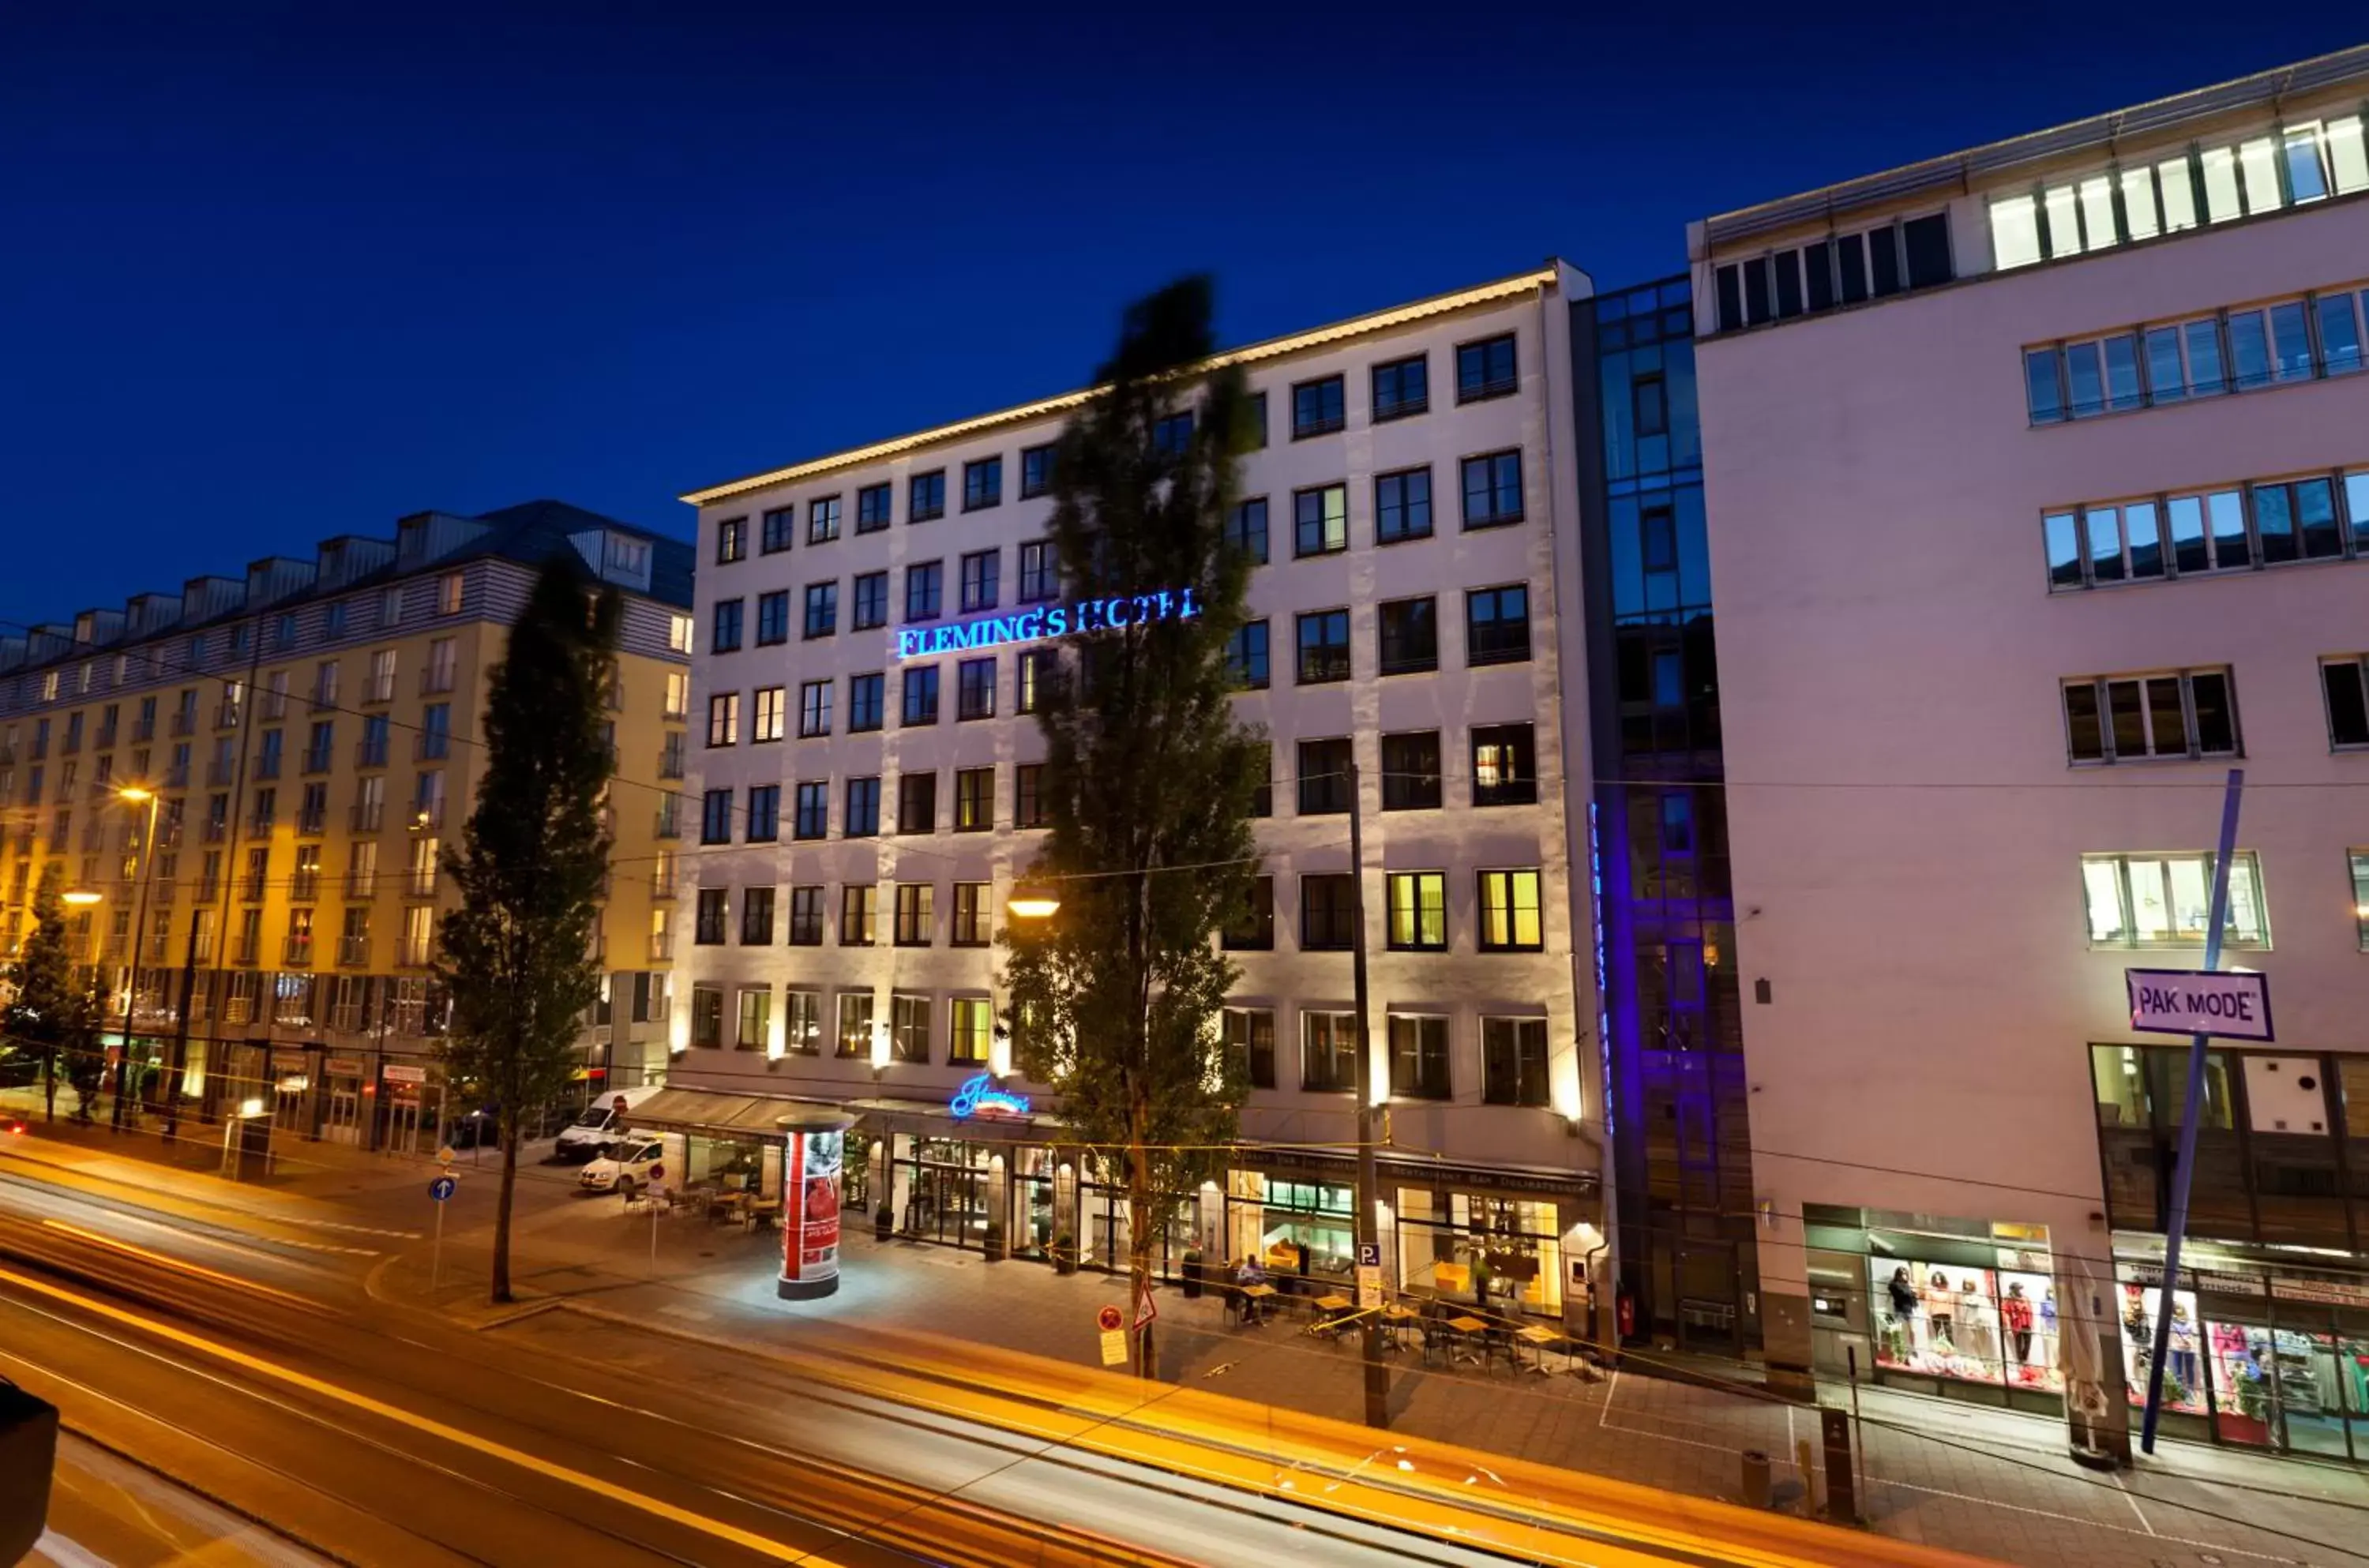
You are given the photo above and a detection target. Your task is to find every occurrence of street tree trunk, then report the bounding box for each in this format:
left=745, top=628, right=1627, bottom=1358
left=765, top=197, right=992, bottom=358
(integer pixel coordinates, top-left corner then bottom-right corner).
left=1128, top=1093, right=1156, bottom=1379
left=491, top=1115, right=520, bottom=1304
left=42, top=1051, right=55, bottom=1124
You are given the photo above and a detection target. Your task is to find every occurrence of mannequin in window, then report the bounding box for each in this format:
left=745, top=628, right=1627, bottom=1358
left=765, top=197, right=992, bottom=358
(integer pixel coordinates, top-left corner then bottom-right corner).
left=1885, top=1266, right=1917, bottom=1357
left=1923, top=1267, right=1957, bottom=1349
left=2001, top=1281, right=2035, bottom=1368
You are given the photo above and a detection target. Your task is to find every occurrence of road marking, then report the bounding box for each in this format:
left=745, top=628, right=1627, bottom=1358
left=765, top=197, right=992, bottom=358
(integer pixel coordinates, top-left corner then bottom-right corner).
left=38, top=1221, right=324, bottom=1314
left=2110, top=1471, right=2158, bottom=1536
left=0, top=1264, right=850, bottom=1567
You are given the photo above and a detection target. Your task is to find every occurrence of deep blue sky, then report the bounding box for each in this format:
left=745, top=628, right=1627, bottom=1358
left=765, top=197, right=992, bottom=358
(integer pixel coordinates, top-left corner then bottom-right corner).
left=3, top=3, right=2356, bottom=630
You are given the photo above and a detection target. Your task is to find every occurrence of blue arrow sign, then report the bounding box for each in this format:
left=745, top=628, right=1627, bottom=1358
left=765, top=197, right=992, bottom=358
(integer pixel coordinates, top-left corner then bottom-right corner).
left=430, top=1175, right=457, bottom=1202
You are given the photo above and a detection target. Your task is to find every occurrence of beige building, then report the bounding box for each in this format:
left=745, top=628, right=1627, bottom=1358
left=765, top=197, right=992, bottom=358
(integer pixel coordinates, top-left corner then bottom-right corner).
left=0, top=501, right=694, bottom=1150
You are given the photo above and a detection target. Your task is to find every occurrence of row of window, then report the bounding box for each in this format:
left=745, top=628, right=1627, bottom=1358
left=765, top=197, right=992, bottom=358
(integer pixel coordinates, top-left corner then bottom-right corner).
left=1711, top=212, right=1954, bottom=334
left=693, top=723, right=1541, bottom=844
left=1225, top=587, right=1530, bottom=688
left=2058, top=655, right=2369, bottom=761
left=2041, top=466, right=2369, bottom=591
left=2025, top=283, right=2369, bottom=424
left=1992, top=114, right=2369, bottom=273
left=2081, top=848, right=2369, bottom=952
left=683, top=986, right=1556, bottom=1107
left=708, top=336, right=1527, bottom=567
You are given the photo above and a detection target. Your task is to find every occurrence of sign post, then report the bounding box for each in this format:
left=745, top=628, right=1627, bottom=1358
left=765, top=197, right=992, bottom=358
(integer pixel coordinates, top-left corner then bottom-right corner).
left=428, top=1170, right=456, bottom=1291
left=2140, top=767, right=2246, bottom=1455
left=647, top=1162, right=665, bottom=1266
left=1356, top=1240, right=1383, bottom=1311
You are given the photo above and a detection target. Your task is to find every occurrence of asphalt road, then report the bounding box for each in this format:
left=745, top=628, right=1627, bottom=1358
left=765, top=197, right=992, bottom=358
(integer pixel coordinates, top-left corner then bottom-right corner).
left=0, top=1146, right=1595, bottom=1568
left=34, top=1433, right=331, bottom=1568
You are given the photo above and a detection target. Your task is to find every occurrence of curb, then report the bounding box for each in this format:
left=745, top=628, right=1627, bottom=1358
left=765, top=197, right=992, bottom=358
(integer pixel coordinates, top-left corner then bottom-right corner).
left=55, top=1421, right=365, bottom=1568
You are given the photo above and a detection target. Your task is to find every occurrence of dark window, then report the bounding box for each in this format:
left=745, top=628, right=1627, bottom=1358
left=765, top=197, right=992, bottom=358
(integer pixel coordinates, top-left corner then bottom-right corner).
left=798, top=679, right=832, bottom=737
left=1380, top=731, right=1441, bottom=810
left=716, top=517, right=745, bottom=564
left=1375, top=467, right=1432, bottom=544
left=760, top=507, right=794, bottom=553
left=1297, top=737, right=1352, bottom=815
left=1461, top=451, right=1523, bottom=528
left=746, top=785, right=779, bottom=842
left=1300, top=874, right=1356, bottom=951
left=695, top=887, right=728, bottom=944
left=1291, top=375, right=1346, bottom=438
left=1838, top=234, right=1869, bottom=304
left=1868, top=227, right=1902, bottom=298
left=959, top=550, right=1000, bottom=613
left=1015, top=763, right=1047, bottom=828
left=905, top=562, right=943, bottom=621
left=1389, top=1015, right=1450, bottom=1098
left=1377, top=598, right=1436, bottom=675
left=952, top=883, right=991, bottom=947
left=1772, top=250, right=1803, bottom=319
left=788, top=886, right=824, bottom=944
left=1295, top=610, right=1350, bottom=684
left=1225, top=621, right=1269, bottom=689
left=740, top=886, right=774, bottom=944
left=1372, top=354, right=1428, bottom=421
left=1301, top=1013, right=1357, bottom=1093
left=954, top=767, right=993, bottom=831
left=1151, top=411, right=1194, bottom=456
left=1902, top=213, right=1954, bottom=290
left=1641, top=506, right=1678, bottom=572
left=691, top=985, right=724, bottom=1048
left=1294, top=484, right=1347, bottom=557
left=956, top=658, right=995, bottom=720
left=807, top=495, right=841, bottom=545
left=1239, top=391, right=1267, bottom=451
left=902, top=666, right=940, bottom=726
left=843, top=776, right=880, bottom=837
left=794, top=782, right=828, bottom=840
left=802, top=581, right=838, bottom=638
left=1471, top=724, right=1537, bottom=806
left=856, top=483, right=892, bottom=533
left=1632, top=373, right=1669, bottom=439
left=909, top=471, right=945, bottom=522
left=2063, top=670, right=2241, bottom=764
left=756, top=590, right=790, bottom=645
left=2323, top=658, right=2369, bottom=748
left=897, top=771, right=937, bottom=835
left=1466, top=585, right=1530, bottom=665
left=850, top=571, right=888, bottom=630
left=1225, top=498, right=1269, bottom=564
left=1802, top=241, right=1835, bottom=313
left=711, top=598, right=743, bottom=654
left=1457, top=335, right=1517, bottom=402
left=1017, top=542, right=1057, bottom=602
left=1222, top=877, right=1275, bottom=951
left=1743, top=256, right=1773, bottom=324
left=1226, top=1007, right=1275, bottom=1088
left=1714, top=265, right=1744, bottom=334
left=962, top=456, right=1002, bottom=512
left=1019, top=444, right=1056, bottom=499
left=1481, top=1018, right=1549, bottom=1105
left=700, top=789, right=733, bottom=844
left=848, top=672, right=884, bottom=732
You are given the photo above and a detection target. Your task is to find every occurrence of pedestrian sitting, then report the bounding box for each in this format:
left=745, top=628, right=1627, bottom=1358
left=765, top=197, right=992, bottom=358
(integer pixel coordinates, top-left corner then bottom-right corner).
left=1236, top=1255, right=1269, bottom=1326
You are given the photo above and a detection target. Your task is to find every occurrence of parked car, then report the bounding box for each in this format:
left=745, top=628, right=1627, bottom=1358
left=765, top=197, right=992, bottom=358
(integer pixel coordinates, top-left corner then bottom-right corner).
left=579, top=1138, right=663, bottom=1196
left=554, top=1083, right=665, bottom=1163
left=0, top=1050, right=43, bottom=1089
left=442, top=1105, right=502, bottom=1150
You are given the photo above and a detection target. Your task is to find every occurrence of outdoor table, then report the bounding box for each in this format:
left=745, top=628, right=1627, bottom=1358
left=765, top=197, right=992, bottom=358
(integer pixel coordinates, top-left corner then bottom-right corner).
left=1517, top=1322, right=1560, bottom=1375
left=1380, top=1304, right=1420, bottom=1352
left=1446, top=1314, right=1488, bottom=1365
left=1239, top=1281, right=1278, bottom=1326
left=1312, top=1292, right=1353, bottom=1337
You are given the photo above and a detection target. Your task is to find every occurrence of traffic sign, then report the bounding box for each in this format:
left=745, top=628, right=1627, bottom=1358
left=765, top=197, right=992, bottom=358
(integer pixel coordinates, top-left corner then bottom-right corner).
left=1133, top=1296, right=1158, bottom=1331
left=1095, top=1304, right=1124, bottom=1334
left=1356, top=1263, right=1383, bottom=1310
left=429, top=1175, right=457, bottom=1202
left=1357, top=1241, right=1381, bottom=1268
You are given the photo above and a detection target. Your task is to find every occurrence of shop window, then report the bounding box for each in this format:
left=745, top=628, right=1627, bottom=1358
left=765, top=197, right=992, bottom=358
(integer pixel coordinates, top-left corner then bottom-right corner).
left=1300, top=1011, right=1357, bottom=1092
left=1481, top=1017, right=1547, bottom=1106
left=1387, top=1015, right=1449, bottom=1100
left=735, top=987, right=770, bottom=1051
left=948, top=998, right=992, bottom=1064
left=690, top=985, right=724, bottom=1049
left=783, top=990, right=821, bottom=1055
left=2082, top=851, right=2267, bottom=949
left=1225, top=1007, right=1275, bottom=1090
left=1872, top=1254, right=2059, bottom=1394
left=835, top=992, right=873, bottom=1057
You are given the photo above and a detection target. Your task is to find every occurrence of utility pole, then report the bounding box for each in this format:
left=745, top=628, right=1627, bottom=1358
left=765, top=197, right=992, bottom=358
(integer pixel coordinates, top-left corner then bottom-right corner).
left=1345, top=757, right=1389, bottom=1430
left=111, top=788, right=162, bottom=1131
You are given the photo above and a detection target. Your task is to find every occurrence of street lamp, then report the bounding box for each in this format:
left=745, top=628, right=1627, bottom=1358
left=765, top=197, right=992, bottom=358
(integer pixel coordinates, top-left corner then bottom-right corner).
left=61, top=889, right=102, bottom=907
left=1007, top=883, right=1061, bottom=921
left=111, top=783, right=163, bottom=1130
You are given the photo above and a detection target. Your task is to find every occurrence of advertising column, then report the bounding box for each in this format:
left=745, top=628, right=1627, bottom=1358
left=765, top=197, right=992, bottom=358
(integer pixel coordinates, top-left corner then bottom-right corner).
left=778, top=1108, right=857, bottom=1300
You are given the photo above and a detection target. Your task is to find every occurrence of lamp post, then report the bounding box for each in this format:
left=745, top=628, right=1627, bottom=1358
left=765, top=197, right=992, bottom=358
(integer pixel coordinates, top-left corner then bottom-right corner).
left=1341, top=756, right=1390, bottom=1431
left=111, top=786, right=163, bottom=1130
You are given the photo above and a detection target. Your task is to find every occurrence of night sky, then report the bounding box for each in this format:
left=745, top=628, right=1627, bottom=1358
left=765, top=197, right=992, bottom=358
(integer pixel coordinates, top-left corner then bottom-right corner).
left=3, top=3, right=2356, bottom=630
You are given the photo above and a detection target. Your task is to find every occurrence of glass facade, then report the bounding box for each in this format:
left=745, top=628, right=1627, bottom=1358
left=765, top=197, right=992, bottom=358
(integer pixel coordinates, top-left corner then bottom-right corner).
left=1577, top=277, right=1753, bottom=1352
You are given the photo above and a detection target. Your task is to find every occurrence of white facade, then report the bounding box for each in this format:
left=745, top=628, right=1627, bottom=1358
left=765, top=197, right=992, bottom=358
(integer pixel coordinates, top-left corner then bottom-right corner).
left=674, top=264, right=1610, bottom=1321
left=1695, top=58, right=2369, bottom=1457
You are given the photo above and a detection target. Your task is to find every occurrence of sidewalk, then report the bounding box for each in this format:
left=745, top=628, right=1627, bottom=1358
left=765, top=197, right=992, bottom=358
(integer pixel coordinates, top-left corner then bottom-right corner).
left=390, top=1187, right=2369, bottom=1568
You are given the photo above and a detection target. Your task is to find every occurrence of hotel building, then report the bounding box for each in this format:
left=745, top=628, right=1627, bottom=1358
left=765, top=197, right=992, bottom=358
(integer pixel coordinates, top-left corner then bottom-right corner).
left=669, top=265, right=1610, bottom=1326
left=0, top=501, right=694, bottom=1149
left=1694, top=49, right=2369, bottom=1460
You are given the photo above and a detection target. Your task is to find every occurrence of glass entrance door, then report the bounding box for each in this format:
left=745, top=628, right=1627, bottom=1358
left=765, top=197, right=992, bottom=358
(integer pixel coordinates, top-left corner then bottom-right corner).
left=912, top=1164, right=988, bottom=1248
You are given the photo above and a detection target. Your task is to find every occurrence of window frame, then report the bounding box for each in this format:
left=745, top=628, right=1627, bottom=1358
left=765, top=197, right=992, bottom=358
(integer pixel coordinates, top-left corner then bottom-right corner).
left=1384, top=870, right=1447, bottom=951
left=908, top=470, right=946, bottom=523
left=2079, top=850, right=2270, bottom=950
left=1387, top=1014, right=1451, bottom=1100
left=1371, top=354, right=1429, bottom=422
left=1293, top=483, right=1348, bottom=558
left=1464, top=584, right=1531, bottom=666
left=1476, top=867, right=1545, bottom=952
left=1374, top=466, right=1433, bottom=546
left=1290, top=374, right=1346, bottom=440
left=962, top=456, right=1003, bottom=512
left=1294, top=608, right=1351, bottom=685
left=2061, top=667, right=2241, bottom=765
left=1460, top=450, right=1525, bottom=529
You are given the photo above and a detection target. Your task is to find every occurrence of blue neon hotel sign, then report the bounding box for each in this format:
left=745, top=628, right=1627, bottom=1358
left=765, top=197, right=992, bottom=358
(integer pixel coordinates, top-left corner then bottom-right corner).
left=949, top=1073, right=1031, bottom=1120
left=895, top=587, right=1201, bottom=662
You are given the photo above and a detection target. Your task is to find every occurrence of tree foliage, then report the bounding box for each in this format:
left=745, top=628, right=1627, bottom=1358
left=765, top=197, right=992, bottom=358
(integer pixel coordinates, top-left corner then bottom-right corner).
left=2, top=867, right=96, bottom=1121
left=437, top=554, right=618, bottom=1300
left=1002, top=277, right=1267, bottom=1351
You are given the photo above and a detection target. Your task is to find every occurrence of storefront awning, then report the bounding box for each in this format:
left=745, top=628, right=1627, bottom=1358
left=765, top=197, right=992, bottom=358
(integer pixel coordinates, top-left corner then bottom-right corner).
left=625, top=1088, right=818, bottom=1138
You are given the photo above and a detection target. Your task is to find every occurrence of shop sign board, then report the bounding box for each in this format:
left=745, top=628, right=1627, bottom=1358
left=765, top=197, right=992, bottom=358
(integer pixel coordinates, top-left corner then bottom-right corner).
left=948, top=1072, right=1031, bottom=1120
left=2270, top=1275, right=2369, bottom=1308
left=325, top=1057, right=362, bottom=1077
left=381, top=1063, right=429, bottom=1085
left=2125, top=969, right=2273, bottom=1041
left=782, top=1125, right=846, bottom=1289
left=1098, top=1329, right=1128, bottom=1367
left=894, top=587, right=1202, bottom=662
left=2123, top=1261, right=2266, bottom=1296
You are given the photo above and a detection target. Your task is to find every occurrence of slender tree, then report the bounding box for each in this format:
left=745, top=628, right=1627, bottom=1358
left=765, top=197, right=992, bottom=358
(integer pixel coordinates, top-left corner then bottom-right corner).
left=1003, top=276, right=1267, bottom=1376
left=437, top=555, right=618, bottom=1303
left=2, top=868, right=92, bottom=1123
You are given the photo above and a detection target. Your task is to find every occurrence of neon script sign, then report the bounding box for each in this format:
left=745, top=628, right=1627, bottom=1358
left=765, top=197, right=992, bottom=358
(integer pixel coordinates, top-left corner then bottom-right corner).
left=949, top=1072, right=1031, bottom=1120
left=895, top=587, right=1202, bottom=662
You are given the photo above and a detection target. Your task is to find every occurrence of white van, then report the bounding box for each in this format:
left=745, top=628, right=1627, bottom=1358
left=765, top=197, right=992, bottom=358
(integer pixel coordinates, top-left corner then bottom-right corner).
left=554, top=1084, right=665, bottom=1162
left=579, top=1138, right=664, bottom=1195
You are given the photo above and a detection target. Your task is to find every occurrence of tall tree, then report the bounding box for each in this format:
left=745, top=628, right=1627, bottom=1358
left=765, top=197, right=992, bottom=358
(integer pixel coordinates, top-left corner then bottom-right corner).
left=1003, top=277, right=1267, bottom=1375
left=2, top=868, right=92, bottom=1123
left=437, top=555, right=618, bottom=1304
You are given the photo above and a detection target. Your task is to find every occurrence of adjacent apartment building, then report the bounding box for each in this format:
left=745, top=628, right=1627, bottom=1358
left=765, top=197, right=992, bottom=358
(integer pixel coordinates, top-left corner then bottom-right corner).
left=1695, top=48, right=2369, bottom=1461
left=0, top=501, right=693, bottom=1150
left=666, top=265, right=1612, bottom=1329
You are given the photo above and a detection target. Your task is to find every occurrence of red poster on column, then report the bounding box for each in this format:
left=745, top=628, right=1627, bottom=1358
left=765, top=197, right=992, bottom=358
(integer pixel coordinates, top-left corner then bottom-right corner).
left=782, top=1128, right=844, bottom=1286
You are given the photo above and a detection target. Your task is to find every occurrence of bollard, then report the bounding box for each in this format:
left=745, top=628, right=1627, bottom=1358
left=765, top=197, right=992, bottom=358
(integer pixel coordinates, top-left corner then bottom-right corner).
left=1740, top=1448, right=1772, bottom=1509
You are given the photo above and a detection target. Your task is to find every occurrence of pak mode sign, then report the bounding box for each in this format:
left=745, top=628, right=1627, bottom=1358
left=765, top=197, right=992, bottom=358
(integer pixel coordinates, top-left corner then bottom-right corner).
left=2126, top=968, right=2274, bottom=1041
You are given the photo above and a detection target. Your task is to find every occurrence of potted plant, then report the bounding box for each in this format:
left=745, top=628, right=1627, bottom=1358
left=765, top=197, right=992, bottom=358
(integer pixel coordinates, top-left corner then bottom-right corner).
left=982, top=1220, right=1007, bottom=1262
left=1052, top=1229, right=1077, bottom=1274
left=873, top=1201, right=894, bottom=1242
left=1181, top=1246, right=1204, bottom=1299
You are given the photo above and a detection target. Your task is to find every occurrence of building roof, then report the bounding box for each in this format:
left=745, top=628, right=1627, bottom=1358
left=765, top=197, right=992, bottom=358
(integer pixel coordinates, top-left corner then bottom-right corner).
left=467, top=499, right=696, bottom=608
left=681, top=261, right=1578, bottom=507
left=1700, top=44, right=2369, bottom=249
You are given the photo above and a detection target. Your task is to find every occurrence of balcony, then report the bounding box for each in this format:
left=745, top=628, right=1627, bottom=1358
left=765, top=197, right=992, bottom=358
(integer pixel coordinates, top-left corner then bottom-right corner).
left=291, top=871, right=321, bottom=902
left=350, top=801, right=384, bottom=834
left=254, top=752, right=281, bottom=781
left=214, top=704, right=242, bottom=730
left=309, top=689, right=339, bottom=714
left=205, top=760, right=235, bottom=788
left=163, top=764, right=189, bottom=790
left=0, top=745, right=13, bottom=767
left=354, top=738, right=388, bottom=769
left=648, top=931, right=674, bottom=962
left=257, top=696, right=285, bottom=723
left=658, top=748, right=685, bottom=780
left=61, top=731, right=81, bottom=756
left=194, top=876, right=220, bottom=903
left=297, top=807, right=327, bottom=835
left=410, top=799, right=446, bottom=831
left=201, top=818, right=227, bottom=844
left=132, top=719, right=155, bottom=743
left=240, top=875, right=268, bottom=902
left=344, top=869, right=376, bottom=899
left=653, top=808, right=681, bottom=841
left=396, top=940, right=432, bottom=969
left=419, top=666, right=456, bottom=696
left=413, top=732, right=450, bottom=762
left=338, top=936, right=370, bottom=967
left=247, top=812, right=276, bottom=837
left=169, top=711, right=195, bottom=739
left=649, top=871, right=678, bottom=900
left=282, top=936, right=314, bottom=968
left=92, top=726, right=116, bottom=751
left=232, top=937, right=260, bottom=966
left=362, top=675, right=396, bottom=705
left=302, top=747, right=334, bottom=775
left=404, top=868, right=437, bottom=898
